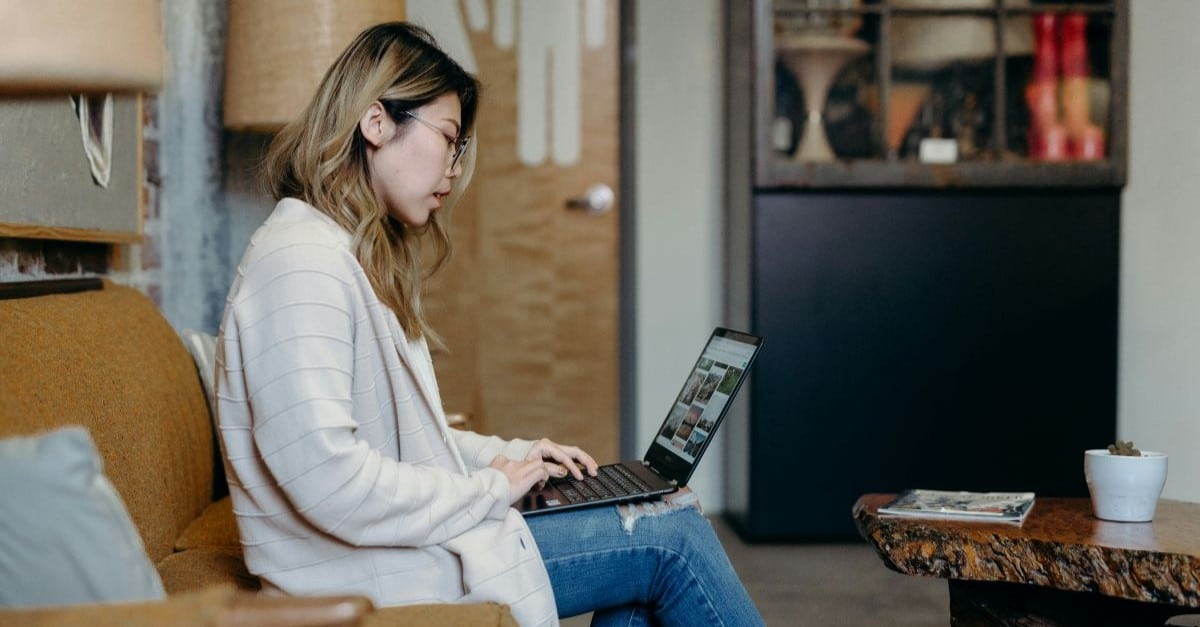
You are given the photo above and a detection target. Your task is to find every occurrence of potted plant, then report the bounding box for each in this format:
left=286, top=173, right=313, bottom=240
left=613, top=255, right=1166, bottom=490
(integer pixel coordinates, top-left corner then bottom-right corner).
left=1084, top=440, right=1168, bottom=522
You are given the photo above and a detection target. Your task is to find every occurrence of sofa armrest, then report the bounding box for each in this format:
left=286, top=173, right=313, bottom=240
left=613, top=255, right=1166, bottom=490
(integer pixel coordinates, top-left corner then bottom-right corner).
left=0, top=585, right=372, bottom=627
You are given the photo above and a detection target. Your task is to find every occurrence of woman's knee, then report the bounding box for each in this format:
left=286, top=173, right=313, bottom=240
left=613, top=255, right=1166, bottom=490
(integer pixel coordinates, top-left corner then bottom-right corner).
left=631, top=506, right=716, bottom=559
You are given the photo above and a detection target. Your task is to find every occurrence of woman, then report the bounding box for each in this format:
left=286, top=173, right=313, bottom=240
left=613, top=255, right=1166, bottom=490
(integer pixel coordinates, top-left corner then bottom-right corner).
left=216, top=22, right=763, bottom=627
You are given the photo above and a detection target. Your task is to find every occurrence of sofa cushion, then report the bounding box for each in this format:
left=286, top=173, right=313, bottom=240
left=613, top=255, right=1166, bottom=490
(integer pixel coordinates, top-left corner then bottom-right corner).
left=0, top=427, right=166, bottom=606
left=157, top=548, right=261, bottom=595
left=175, top=496, right=240, bottom=551
left=0, top=281, right=214, bottom=562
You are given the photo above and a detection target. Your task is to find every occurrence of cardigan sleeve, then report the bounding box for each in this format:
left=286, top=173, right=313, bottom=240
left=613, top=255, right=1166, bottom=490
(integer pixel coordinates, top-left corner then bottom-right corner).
left=450, top=430, right=537, bottom=471
left=227, top=239, right=512, bottom=549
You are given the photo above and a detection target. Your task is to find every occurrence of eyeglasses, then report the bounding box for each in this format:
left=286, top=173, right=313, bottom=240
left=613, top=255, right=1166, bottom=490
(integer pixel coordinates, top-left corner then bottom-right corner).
left=401, top=111, right=471, bottom=171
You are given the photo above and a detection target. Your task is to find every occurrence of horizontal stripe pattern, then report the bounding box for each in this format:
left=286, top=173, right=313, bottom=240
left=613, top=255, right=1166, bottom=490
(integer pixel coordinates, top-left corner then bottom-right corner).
left=215, top=200, right=555, bottom=624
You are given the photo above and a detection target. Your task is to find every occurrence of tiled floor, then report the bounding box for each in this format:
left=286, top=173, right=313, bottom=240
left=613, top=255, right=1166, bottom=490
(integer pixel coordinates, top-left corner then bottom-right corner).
left=562, top=515, right=948, bottom=626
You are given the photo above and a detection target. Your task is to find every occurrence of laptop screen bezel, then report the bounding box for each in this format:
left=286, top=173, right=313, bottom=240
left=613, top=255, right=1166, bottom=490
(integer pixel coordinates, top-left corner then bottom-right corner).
left=642, top=327, right=763, bottom=486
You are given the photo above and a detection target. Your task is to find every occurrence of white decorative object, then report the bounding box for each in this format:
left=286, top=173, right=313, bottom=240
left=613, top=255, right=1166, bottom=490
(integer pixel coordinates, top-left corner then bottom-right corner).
left=891, top=0, right=1033, bottom=69
left=918, top=137, right=958, bottom=164
left=776, top=34, right=869, bottom=162
left=1084, top=449, right=1168, bottom=522
left=411, top=0, right=608, bottom=167
left=72, top=93, right=114, bottom=188
left=517, top=0, right=582, bottom=166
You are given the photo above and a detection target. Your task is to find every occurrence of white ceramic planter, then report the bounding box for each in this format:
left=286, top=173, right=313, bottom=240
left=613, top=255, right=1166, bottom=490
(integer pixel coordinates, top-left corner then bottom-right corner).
left=1084, top=450, right=1168, bottom=522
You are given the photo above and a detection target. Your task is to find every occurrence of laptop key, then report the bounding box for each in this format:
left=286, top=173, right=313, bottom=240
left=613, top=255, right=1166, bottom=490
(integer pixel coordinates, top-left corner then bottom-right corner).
left=571, top=475, right=616, bottom=500
left=597, top=474, right=626, bottom=496
left=590, top=481, right=614, bottom=499
left=571, top=480, right=601, bottom=500
left=614, top=465, right=651, bottom=492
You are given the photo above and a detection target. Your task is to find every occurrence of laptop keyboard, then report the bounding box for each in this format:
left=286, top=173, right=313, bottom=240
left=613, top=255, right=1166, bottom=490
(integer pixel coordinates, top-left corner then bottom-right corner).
left=556, top=464, right=653, bottom=504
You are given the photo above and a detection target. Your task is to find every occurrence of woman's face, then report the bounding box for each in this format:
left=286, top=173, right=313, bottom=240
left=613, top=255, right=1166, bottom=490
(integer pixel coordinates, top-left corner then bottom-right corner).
left=366, top=92, right=464, bottom=228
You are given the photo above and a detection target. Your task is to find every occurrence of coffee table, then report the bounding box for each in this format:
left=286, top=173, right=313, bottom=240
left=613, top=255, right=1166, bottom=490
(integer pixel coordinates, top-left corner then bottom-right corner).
left=854, top=493, right=1200, bottom=626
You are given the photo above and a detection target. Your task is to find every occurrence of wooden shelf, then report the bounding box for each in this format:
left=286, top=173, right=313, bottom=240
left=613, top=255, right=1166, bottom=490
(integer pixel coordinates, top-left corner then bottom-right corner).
left=757, top=158, right=1124, bottom=189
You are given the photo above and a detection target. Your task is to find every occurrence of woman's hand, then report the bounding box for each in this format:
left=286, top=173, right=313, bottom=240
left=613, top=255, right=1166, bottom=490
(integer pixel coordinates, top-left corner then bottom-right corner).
left=526, top=438, right=599, bottom=481
left=489, top=455, right=551, bottom=504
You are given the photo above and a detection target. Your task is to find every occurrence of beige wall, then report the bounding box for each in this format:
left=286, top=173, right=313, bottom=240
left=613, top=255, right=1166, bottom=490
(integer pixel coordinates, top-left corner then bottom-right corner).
left=1120, top=1, right=1200, bottom=503
left=635, top=0, right=727, bottom=510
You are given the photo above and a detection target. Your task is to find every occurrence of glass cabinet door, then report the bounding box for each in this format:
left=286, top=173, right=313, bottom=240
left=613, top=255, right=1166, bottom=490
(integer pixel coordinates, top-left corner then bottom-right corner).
left=761, top=0, right=1125, bottom=187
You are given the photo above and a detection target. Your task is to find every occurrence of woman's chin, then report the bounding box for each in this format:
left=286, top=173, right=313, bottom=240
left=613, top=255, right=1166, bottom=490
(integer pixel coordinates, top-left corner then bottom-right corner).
left=390, top=209, right=434, bottom=229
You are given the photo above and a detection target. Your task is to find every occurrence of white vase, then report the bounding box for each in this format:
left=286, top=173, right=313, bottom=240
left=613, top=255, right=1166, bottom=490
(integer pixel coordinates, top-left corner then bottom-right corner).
left=776, top=34, right=870, bottom=162
left=1083, top=449, right=1168, bottom=522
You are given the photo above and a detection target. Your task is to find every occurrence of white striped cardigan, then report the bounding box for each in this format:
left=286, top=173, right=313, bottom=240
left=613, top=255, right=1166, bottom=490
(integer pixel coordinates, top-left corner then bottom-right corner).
left=215, top=198, right=558, bottom=626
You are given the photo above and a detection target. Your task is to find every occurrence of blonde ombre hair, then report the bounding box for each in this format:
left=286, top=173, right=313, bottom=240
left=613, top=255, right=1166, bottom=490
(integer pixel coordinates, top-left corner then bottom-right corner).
left=264, top=23, right=480, bottom=341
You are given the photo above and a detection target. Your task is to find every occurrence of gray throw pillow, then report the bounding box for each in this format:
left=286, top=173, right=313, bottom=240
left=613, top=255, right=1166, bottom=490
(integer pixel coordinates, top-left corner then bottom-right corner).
left=0, top=426, right=166, bottom=607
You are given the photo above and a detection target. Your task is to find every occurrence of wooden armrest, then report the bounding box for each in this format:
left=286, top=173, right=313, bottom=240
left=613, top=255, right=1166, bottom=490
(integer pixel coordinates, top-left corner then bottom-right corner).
left=363, top=602, right=518, bottom=627
left=0, top=585, right=373, bottom=627
left=220, top=593, right=372, bottom=627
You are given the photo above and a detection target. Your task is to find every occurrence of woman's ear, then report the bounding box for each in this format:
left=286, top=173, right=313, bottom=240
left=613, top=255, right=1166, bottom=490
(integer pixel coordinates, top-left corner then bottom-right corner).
left=359, top=101, right=392, bottom=148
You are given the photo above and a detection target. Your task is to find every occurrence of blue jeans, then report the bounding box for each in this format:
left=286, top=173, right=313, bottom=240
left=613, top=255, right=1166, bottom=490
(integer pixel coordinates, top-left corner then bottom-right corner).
left=526, top=504, right=764, bottom=627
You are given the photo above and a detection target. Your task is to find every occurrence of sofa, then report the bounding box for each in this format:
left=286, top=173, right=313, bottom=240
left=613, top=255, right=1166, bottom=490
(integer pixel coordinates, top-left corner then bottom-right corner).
left=0, top=278, right=517, bottom=626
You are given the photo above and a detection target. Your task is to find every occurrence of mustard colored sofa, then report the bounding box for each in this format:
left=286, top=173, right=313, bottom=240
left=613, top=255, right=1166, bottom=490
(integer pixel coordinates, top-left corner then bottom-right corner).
left=0, top=279, right=517, bottom=627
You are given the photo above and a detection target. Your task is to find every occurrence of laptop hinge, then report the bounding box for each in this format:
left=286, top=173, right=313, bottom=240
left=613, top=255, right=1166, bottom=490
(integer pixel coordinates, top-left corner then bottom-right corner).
left=643, top=460, right=677, bottom=486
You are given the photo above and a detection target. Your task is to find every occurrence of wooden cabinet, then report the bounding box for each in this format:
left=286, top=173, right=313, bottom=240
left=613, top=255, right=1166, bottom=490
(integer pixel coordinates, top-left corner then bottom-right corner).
left=722, top=1, right=1127, bottom=540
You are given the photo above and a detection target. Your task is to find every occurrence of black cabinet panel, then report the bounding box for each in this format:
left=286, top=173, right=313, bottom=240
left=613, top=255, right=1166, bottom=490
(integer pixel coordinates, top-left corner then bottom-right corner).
left=728, top=191, right=1118, bottom=539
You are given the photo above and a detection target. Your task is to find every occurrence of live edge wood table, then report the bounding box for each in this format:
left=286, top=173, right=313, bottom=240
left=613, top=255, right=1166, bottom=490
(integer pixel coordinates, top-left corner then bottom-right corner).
left=854, top=494, right=1200, bottom=627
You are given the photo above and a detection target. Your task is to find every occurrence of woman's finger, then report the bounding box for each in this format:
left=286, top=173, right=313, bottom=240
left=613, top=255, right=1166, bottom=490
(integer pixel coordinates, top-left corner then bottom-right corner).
left=565, top=445, right=599, bottom=476
left=520, top=458, right=548, bottom=481
left=522, top=460, right=551, bottom=492
left=550, top=448, right=583, bottom=479
left=543, top=461, right=569, bottom=479
left=530, top=439, right=584, bottom=479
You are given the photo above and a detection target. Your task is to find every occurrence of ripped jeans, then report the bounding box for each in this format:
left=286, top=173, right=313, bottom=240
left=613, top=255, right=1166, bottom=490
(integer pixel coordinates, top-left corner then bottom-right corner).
left=525, top=499, right=765, bottom=627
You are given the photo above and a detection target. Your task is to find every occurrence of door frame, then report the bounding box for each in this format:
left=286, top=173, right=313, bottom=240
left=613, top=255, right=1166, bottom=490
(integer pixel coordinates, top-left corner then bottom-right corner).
left=618, top=0, right=638, bottom=460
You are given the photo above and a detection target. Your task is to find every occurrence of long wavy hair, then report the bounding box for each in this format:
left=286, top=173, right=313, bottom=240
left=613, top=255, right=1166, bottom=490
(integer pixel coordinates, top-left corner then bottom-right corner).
left=263, top=22, right=480, bottom=341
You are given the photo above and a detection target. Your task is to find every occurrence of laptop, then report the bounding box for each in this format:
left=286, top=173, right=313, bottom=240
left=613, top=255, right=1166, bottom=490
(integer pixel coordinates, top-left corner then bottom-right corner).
left=518, top=327, right=763, bottom=516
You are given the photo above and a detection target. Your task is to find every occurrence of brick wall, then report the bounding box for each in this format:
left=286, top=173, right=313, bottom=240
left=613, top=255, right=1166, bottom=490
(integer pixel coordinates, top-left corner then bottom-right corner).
left=109, top=94, right=165, bottom=306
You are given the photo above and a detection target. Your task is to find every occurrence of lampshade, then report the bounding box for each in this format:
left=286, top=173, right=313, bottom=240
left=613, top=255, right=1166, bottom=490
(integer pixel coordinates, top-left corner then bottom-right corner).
left=0, top=0, right=163, bottom=93
left=224, top=0, right=406, bottom=132
left=891, top=0, right=1033, bottom=70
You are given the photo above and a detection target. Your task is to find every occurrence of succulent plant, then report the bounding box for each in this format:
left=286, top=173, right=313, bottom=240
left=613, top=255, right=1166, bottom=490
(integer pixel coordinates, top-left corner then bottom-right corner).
left=1107, top=440, right=1142, bottom=456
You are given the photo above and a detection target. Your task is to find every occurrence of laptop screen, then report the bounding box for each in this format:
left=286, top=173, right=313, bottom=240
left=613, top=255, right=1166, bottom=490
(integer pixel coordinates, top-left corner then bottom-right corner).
left=645, top=328, right=762, bottom=484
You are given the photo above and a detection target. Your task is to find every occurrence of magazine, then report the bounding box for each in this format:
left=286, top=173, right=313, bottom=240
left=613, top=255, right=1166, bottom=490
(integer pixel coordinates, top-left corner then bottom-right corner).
left=878, top=490, right=1036, bottom=524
